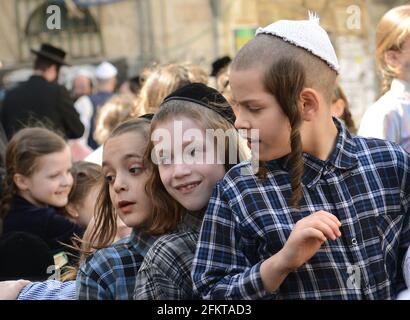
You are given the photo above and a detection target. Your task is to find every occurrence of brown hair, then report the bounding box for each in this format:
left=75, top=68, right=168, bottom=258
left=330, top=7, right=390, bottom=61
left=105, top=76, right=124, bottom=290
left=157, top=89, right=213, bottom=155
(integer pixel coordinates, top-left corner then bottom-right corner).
left=88, top=118, right=151, bottom=250
left=231, top=34, right=338, bottom=208
left=65, top=161, right=102, bottom=210
left=93, top=94, right=136, bottom=145
left=215, top=66, right=234, bottom=106
left=131, top=63, right=192, bottom=116
left=144, top=100, right=250, bottom=234
left=376, top=5, right=410, bottom=95
left=0, top=127, right=67, bottom=219
left=332, top=85, right=357, bottom=134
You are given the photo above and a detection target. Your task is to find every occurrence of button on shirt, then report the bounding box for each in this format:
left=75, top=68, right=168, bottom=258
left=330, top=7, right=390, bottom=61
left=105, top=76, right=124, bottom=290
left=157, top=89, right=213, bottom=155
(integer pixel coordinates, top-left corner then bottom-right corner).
left=192, top=118, right=410, bottom=300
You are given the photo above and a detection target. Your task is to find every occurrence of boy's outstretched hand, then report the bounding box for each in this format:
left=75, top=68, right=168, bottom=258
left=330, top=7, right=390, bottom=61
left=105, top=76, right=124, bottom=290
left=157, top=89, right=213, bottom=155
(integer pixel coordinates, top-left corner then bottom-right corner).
left=260, top=210, right=341, bottom=293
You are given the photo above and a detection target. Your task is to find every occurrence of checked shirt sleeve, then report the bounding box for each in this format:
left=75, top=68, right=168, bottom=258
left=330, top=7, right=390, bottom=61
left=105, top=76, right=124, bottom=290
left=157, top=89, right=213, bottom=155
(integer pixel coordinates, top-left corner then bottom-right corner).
left=76, top=252, right=113, bottom=300
left=192, top=181, right=269, bottom=300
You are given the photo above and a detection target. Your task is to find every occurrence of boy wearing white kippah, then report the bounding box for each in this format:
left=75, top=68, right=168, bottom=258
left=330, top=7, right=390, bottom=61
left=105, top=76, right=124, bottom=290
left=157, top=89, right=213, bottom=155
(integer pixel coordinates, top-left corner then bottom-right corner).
left=192, top=15, right=410, bottom=299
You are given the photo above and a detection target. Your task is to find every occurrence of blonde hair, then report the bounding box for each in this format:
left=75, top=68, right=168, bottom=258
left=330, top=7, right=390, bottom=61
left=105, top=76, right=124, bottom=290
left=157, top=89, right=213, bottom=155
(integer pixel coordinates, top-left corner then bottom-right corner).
left=376, top=5, right=410, bottom=94
left=131, top=64, right=192, bottom=115
left=183, top=63, right=209, bottom=84
left=93, top=94, right=136, bottom=145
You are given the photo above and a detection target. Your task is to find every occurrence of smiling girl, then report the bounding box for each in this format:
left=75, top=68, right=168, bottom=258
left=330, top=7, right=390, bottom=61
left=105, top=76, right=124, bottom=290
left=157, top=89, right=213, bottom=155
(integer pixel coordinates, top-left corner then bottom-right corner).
left=133, top=83, right=249, bottom=299
left=1, top=127, right=84, bottom=254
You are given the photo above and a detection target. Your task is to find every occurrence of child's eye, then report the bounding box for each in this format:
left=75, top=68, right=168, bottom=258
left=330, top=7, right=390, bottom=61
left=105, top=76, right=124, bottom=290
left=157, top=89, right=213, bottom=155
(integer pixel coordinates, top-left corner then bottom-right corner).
left=105, top=175, right=115, bottom=184
left=129, top=167, right=143, bottom=175
left=249, top=107, right=261, bottom=113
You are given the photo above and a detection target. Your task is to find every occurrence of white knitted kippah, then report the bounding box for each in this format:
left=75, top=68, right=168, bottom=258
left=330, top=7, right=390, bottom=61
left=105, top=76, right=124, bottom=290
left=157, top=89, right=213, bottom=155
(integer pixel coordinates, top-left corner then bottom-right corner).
left=255, top=12, right=340, bottom=73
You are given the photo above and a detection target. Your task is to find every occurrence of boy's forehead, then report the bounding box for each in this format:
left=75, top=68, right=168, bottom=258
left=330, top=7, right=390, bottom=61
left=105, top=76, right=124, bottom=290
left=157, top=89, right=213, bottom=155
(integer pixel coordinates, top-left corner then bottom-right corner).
left=229, top=69, right=266, bottom=100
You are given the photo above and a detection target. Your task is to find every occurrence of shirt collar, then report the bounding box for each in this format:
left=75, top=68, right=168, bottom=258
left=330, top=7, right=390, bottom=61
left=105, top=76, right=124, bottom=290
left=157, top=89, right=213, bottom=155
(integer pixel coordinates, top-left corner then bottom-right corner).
left=178, top=211, right=204, bottom=234
left=271, top=117, right=358, bottom=188
left=131, top=227, right=159, bottom=257
left=390, top=78, right=410, bottom=95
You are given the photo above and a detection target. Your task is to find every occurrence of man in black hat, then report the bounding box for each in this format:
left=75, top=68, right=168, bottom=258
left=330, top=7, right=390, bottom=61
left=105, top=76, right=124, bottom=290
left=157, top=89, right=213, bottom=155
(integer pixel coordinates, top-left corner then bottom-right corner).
left=0, top=43, right=84, bottom=140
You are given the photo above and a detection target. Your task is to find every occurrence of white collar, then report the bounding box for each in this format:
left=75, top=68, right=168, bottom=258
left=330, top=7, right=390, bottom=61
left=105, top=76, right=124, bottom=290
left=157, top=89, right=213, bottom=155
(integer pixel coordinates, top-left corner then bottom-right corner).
left=390, top=78, right=410, bottom=95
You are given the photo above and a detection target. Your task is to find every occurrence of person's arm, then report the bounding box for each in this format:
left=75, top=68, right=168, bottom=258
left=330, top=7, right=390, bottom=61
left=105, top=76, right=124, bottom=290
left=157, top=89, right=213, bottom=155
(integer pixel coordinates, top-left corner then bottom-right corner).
left=134, top=238, right=195, bottom=300
left=0, top=280, right=31, bottom=300
left=76, top=259, right=112, bottom=300
left=260, top=210, right=341, bottom=293
left=192, top=183, right=341, bottom=299
left=398, top=148, right=410, bottom=288
left=58, top=85, right=84, bottom=139
left=17, top=280, right=76, bottom=300
left=134, top=264, right=166, bottom=300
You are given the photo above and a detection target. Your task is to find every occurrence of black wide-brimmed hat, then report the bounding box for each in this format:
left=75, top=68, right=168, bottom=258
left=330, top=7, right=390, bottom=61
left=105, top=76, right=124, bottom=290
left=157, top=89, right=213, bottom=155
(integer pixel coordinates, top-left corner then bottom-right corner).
left=30, top=43, right=69, bottom=66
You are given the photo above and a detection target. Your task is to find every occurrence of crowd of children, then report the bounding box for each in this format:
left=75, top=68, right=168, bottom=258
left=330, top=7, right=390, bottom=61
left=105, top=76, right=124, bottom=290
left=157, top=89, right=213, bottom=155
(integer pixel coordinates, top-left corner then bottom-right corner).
left=0, top=5, right=410, bottom=300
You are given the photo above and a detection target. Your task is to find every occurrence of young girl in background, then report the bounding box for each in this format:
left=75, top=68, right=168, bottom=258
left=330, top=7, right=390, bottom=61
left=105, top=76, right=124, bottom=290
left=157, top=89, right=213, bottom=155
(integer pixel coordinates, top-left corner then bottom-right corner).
left=1, top=127, right=84, bottom=254
left=133, top=83, right=249, bottom=299
left=64, top=161, right=101, bottom=228
left=85, top=94, right=135, bottom=165
left=359, top=5, right=410, bottom=151
left=331, top=85, right=356, bottom=134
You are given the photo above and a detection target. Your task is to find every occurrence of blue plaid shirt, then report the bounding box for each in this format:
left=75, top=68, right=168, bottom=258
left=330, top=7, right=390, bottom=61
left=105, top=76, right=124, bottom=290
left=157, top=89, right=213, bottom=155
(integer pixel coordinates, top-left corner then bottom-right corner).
left=192, top=119, right=410, bottom=300
left=76, top=228, right=157, bottom=300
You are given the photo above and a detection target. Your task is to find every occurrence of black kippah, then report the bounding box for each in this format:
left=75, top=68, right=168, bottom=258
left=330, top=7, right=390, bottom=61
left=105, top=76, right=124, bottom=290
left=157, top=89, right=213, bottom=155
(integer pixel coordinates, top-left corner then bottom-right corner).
left=162, top=83, right=235, bottom=125
left=138, top=113, right=154, bottom=121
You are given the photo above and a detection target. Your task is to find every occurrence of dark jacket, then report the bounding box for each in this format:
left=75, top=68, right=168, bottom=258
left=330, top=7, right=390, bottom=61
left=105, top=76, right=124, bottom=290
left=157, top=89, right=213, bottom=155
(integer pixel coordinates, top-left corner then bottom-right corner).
left=2, top=195, right=84, bottom=254
left=0, top=75, right=84, bottom=140
left=87, top=91, right=114, bottom=149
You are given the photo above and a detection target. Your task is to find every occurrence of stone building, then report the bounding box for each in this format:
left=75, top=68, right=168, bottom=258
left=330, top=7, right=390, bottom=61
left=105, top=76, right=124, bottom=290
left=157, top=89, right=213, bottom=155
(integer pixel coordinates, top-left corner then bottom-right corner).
left=0, top=0, right=409, bottom=121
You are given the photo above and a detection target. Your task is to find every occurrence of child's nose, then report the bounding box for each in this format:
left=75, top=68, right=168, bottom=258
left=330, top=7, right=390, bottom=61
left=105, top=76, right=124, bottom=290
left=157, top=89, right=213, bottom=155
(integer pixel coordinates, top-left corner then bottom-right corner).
left=172, top=163, right=192, bottom=179
left=234, top=112, right=250, bottom=130
left=113, top=174, right=128, bottom=193
left=61, top=172, right=73, bottom=187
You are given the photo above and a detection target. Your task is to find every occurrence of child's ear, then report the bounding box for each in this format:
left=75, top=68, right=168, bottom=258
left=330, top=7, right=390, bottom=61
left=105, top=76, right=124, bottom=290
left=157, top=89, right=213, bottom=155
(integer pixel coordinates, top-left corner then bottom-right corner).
left=299, top=88, right=320, bottom=121
left=331, top=98, right=345, bottom=118
left=65, top=203, right=79, bottom=219
left=13, top=173, right=30, bottom=191
left=385, top=50, right=400, bottom=69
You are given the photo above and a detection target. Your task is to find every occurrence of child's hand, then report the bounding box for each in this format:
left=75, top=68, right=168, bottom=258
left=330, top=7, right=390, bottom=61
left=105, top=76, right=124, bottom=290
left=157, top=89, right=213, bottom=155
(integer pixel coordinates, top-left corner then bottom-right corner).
left=0, top=280, right=31, bottom=300
left=280, top=210, right=341, bottom=272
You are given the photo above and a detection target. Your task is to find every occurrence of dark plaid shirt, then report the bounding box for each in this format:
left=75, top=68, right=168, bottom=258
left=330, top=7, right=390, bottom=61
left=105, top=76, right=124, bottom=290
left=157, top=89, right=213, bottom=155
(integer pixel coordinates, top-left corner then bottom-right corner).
left=134, top=213, right=203, bottom=300
left=76, top=228, right=157, bottom=300
left=192, top=119, right=410, bottom=300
